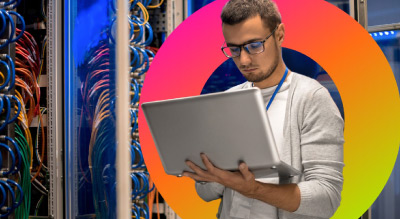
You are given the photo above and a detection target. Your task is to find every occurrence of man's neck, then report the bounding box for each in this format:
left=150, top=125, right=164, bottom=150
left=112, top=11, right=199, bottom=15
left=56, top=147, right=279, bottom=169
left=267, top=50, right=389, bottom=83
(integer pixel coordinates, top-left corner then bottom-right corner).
left=253, top=64, right=289, bottom=89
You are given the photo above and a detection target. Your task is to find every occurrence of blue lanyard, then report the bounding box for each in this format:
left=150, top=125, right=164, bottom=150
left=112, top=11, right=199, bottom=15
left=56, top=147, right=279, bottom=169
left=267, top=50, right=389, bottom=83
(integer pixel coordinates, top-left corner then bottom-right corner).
left=253, top=67, right=289, bottom=111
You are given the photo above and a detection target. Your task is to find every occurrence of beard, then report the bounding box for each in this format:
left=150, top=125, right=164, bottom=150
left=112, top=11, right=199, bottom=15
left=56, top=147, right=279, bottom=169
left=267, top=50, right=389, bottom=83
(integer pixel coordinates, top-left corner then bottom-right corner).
left=241, top=53, right=279, bottom=83
left=240, top=41, right=280, bottom=83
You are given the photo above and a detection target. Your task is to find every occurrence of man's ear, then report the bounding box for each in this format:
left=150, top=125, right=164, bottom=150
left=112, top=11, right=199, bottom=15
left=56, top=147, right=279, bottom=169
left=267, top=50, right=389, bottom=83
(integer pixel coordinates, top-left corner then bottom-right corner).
left=276, top=23, right=285, bottom=46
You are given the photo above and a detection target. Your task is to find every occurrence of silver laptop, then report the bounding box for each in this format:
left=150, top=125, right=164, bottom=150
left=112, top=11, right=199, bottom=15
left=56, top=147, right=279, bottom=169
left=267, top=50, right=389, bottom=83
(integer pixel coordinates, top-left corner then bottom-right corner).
left=141, top=88, right=300, bottom=179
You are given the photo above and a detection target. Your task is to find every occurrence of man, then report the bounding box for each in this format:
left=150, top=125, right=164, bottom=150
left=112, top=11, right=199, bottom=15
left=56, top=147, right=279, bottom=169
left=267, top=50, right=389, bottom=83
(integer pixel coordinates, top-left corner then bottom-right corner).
left=183, top=0, right=344, bottom=218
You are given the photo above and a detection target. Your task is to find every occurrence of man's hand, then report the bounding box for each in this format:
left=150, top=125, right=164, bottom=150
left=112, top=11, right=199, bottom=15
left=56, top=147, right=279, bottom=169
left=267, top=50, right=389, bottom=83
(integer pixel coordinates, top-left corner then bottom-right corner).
left=183, top=153, right=261, bottom=197
left=184, top=153, right=301, bottom=212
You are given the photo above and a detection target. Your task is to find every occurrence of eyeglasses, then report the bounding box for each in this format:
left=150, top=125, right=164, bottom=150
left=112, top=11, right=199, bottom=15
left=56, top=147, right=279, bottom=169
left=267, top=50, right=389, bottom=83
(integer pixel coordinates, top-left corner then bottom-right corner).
left=221, top=26, right=278, bottom=58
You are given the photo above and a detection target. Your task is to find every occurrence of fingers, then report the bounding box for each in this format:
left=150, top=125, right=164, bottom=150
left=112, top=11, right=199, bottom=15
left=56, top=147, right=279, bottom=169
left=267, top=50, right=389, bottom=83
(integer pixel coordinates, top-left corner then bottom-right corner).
left=185, top=155, right=221, bottom=183
left=182, top=171, right=208, bottom=182
left=239, top=162, right=254, bottom=181
left=185, top=160, right=206, bottom=176
left=183, top=160, right=214, bottom=182
left=200, top=153, right=215, bottom=171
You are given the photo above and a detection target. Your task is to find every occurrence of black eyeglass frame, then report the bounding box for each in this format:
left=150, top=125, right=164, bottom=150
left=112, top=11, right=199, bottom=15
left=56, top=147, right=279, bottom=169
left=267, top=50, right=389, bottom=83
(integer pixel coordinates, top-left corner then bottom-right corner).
left=221, top=25, right=279, bottom=58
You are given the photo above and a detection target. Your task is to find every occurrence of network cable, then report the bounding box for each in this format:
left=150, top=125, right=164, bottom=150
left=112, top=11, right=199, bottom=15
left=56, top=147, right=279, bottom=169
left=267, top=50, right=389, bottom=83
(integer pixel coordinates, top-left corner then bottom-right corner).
left=0, top=0, right=22, bottom=9
left=129, top=1, right=162, bottom=218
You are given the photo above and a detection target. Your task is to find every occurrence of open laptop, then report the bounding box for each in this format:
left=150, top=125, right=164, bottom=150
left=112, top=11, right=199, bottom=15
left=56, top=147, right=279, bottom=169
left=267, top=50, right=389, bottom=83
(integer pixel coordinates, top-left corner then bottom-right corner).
left=141, top=88, right=300, bottom=179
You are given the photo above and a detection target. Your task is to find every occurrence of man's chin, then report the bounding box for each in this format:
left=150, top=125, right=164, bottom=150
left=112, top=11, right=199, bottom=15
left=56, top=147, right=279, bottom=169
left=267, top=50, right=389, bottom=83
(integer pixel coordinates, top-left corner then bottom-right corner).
left=242, top=70, right=274, bottom=83
left=242, top=74, right=262, bottom=83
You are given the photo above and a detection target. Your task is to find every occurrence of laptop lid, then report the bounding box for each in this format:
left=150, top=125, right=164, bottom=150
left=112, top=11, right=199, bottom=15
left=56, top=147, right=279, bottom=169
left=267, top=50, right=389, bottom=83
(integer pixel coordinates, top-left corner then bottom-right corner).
left=141, top=88, right=300, bottom=178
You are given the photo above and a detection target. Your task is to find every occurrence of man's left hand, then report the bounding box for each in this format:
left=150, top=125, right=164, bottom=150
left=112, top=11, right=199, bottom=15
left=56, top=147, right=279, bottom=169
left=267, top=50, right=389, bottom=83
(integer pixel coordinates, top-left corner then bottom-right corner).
left=183, top=153, right=260, bottom=198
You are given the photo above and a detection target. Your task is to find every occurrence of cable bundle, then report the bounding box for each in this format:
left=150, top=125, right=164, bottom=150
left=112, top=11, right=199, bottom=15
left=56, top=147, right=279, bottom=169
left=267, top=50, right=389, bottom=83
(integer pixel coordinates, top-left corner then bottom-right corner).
left=0, top=9, right=25, bottom=49
left=74, top=1, right=163, bottom=218
left=0, top=178, right=23, bottom=217
left=0, top=1, right=37, bottom=218
left=129, top=0, right=162, bottom=218
left=78, top=36, right=117, bottom=218
left=14, top=27, right=47, bottom=218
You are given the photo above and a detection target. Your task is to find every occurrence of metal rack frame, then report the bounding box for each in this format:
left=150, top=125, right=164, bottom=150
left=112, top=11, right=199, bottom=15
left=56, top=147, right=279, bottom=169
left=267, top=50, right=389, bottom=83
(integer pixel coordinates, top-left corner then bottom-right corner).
left=48, top=0, right=64, bottom=218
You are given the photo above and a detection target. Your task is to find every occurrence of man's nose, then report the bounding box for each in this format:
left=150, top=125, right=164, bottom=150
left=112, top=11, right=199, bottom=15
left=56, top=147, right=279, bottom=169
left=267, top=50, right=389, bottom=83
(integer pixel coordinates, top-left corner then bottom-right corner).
left=239, top=49, right=251, bottom=66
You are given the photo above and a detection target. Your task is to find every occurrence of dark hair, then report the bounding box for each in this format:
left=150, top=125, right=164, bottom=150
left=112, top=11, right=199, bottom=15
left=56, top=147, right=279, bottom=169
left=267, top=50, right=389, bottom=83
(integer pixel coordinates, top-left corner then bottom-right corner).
left=221, top=0, right=281, bottom=31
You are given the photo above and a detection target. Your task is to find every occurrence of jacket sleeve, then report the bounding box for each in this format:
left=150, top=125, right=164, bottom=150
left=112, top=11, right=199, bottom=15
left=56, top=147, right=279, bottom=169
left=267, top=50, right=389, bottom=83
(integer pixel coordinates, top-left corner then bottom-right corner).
left=292, top=87, right=344, bottom=218
left=195, top=182, right=225, bottom=202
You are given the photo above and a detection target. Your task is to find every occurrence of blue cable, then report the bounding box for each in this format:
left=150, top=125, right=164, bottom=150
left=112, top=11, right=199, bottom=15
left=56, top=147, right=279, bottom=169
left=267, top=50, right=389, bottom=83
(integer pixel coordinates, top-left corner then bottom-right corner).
left=0, top=143, right=15, bottom=176
left=142, top=0, right=151, bottom=7
left=1, top=0, right=21, bottom=9
left=131, top=172, right=153, bottom=199
left=141, top=202, right=150, bottom=219
left=4, top=136, right=22, bottom=174
left=137, top=49, right=155, bottom=76
left=130, top=141, right=136, bottom=165
left=130, top=0, right=140, bottom=10
left=0, top=60, right=10, bottom=90
left=131, top=48, right=145, bottom=73
left=131, top=109, right=138, bottom=133
left=134, top=172, right=149, bottom=199
left=142, top=172, right=155, bottom=193
left=131, top=145, right=144, bottom=169
left=0, top=10, right=14, bottom=49
left=130, top=46, right=139, bottom=70
left=129, top=109, right=139, bottom=136
left=132, top=203, right=149, bottom=219
left=0, top=180, right=15, bottom=214
left=131, top=75, right=139, bottom=88
left=130, top=108, right=135, bottom=126
left=130, top=80, right=139, bottom=105
left=136, top=48, right=149, bottom=75
left=133, top=145, right=144, bottom=169
left=137, top=47, right=149, bottom=68
left=132, top=47, right=140, bottom=70
left=0, top=10, right=6, bottom=36
left=0, top=95, right=4, bottom=114
left=132, top=203, right=141, bottom=218
left=6, top=179, right=23, bottom=209
left=130, top=18, right=144, bottom=43
left=131, top=173, right=140, bottom=199
left=5, top=54, right=16, bottom=90
left=141, top=22, right=153, bottom=46
left=132, top=79, right=140, bottom=98
left=8, top=95, right=21, bottom=123
left=11, top=0, right=22, bottom=9
left=109, top=17, right=117, bottom=44
left=0, top=183, right=5, bottom=208
left=137, top=203, right=149, bottom=219
left=8, top=11, right=25, bottom=43
left=140, top=172, right=151, bottom=198
left=131, top=206, right=139, bottom=218
left=128, top=18, right=135, bottom=41
left=132, top=139, right=141, bottom=149
left=132, top=173, right=147, bottom=199
left=132, top=203, right=140, bottom=218
left=0, top=96, right=11, bottom=131
left=145, top=49, right=155, bottom=58
left=132, top=172, right=154, bottom=199
left=0, top=0, right=16, bottom=6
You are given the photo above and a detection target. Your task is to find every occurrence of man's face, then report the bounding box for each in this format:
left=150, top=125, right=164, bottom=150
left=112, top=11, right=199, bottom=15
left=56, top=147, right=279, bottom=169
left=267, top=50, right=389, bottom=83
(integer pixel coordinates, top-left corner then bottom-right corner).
left=222, top=16, right=282, bottom=83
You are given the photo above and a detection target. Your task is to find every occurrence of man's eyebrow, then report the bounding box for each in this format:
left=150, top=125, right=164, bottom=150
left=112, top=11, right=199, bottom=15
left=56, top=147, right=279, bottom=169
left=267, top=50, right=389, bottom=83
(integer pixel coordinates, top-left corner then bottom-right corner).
left=226, top=38, right=264, bottom=47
